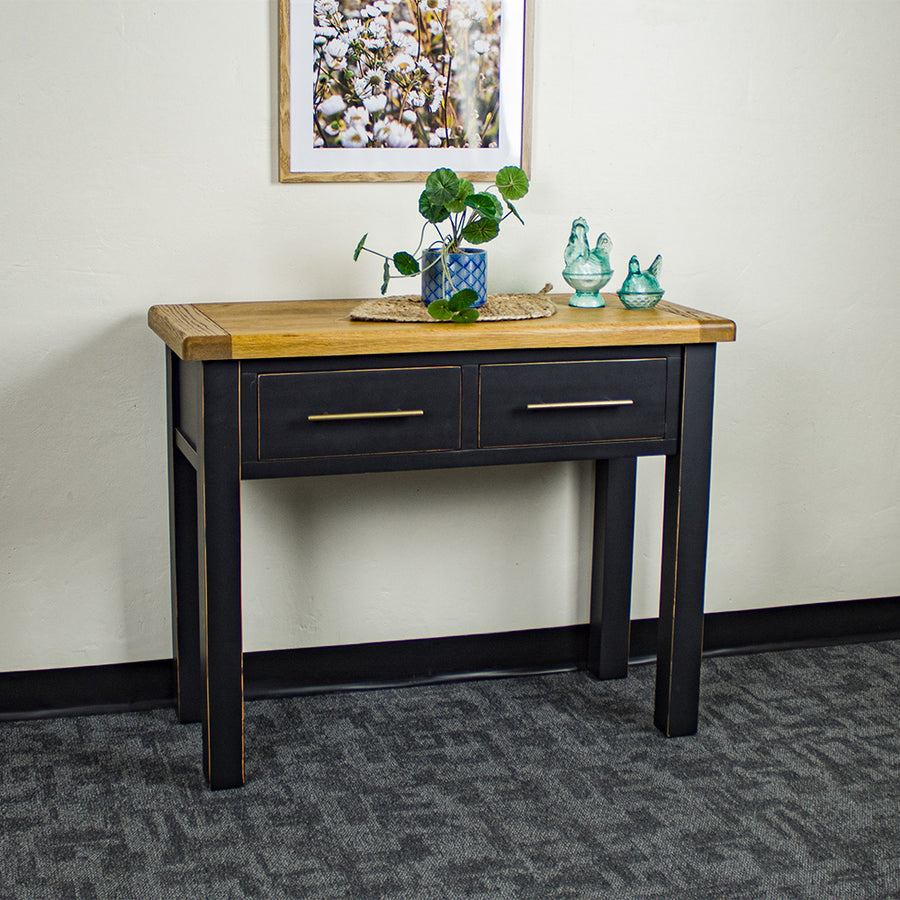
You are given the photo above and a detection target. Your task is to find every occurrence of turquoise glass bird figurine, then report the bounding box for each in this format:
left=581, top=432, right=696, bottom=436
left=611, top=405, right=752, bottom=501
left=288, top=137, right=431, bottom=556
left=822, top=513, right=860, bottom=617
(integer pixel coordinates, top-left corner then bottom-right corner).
left=618, top=255, right=664, bottom=309
left=562, top=218, right=614, bottom=308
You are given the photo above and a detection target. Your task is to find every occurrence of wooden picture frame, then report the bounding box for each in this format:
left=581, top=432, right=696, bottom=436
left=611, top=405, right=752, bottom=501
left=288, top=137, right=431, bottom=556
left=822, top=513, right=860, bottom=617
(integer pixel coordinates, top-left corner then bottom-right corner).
left=278, top=0, right=533, bottom=183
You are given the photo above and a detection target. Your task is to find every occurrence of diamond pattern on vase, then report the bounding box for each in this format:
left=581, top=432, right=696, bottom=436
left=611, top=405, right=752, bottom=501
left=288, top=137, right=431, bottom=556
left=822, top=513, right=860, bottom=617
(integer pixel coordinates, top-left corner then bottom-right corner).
left=421, top=249, right=487, bottom=307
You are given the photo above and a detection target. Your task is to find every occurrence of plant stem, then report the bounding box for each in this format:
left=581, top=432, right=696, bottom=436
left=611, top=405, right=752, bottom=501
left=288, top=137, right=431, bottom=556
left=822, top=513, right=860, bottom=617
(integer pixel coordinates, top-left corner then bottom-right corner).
left=360, top=247, right=391, bottom=262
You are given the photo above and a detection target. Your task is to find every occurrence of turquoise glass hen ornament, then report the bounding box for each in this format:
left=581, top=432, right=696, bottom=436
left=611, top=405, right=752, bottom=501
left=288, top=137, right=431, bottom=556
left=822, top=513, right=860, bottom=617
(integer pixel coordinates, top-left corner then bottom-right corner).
left=562, top=218, right=614, bottom=308
left=618, top=255, right=664, bottom=309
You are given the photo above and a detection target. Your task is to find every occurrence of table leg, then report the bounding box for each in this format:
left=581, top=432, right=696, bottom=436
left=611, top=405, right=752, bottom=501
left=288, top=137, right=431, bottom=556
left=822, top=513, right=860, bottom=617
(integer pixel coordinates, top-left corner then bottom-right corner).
left=167, top=350, right=202, bottom=723
left=197, top=360, right=244, bottom=789
left=587, top=456, right=637, bottom=680
left=655, top=344, right=717, bottom=737
left=166, top=348, right=203, bottom=722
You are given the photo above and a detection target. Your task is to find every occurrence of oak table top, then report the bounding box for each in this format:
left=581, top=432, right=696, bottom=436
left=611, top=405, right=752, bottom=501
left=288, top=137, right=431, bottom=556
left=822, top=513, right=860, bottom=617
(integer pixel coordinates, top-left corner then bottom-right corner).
left=148, top=295, right=736, bottom=362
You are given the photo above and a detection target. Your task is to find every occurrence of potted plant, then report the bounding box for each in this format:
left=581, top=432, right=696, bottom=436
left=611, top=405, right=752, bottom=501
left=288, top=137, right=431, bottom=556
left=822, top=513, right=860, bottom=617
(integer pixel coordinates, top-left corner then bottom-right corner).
left=353, top=165, right=529, bottom=323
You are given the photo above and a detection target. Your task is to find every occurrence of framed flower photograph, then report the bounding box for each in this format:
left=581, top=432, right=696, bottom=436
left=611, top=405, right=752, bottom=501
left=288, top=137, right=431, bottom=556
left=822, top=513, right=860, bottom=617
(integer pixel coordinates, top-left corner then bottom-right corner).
left=278, top=0, right=533, bottom=182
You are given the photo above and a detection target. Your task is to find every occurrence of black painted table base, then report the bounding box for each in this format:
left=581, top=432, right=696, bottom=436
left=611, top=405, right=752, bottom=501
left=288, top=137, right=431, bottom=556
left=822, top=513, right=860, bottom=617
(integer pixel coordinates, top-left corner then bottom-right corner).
left=163, top=340, right=718, bottom=789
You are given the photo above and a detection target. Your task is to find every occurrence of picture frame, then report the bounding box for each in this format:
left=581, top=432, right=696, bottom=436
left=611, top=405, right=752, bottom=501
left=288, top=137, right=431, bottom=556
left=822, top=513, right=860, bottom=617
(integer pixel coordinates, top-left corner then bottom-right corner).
left=278, top=0, right=533, bottom=183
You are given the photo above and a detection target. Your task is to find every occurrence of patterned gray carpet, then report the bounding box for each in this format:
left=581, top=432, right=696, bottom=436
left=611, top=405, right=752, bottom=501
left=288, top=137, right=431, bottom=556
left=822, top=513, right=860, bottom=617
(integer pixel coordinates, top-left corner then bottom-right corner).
left=2, top=641, right=899, bottom=899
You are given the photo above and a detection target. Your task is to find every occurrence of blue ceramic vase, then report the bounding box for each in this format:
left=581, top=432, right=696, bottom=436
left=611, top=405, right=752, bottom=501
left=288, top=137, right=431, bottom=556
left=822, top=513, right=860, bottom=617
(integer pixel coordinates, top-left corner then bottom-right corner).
left=421, top=248, right=487, bottom=308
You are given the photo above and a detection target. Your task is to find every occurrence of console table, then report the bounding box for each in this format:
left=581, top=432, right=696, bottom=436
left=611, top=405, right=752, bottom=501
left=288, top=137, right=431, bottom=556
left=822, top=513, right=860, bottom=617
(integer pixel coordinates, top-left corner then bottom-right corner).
left=148, top=295, right=735, bottom=789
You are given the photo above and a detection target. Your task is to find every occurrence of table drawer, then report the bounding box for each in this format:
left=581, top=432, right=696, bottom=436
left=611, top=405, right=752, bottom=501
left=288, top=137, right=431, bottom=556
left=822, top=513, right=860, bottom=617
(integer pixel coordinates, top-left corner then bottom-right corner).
left=257, top=367, right=461, bottom=460
left=479, top=359, right=668, bottom=448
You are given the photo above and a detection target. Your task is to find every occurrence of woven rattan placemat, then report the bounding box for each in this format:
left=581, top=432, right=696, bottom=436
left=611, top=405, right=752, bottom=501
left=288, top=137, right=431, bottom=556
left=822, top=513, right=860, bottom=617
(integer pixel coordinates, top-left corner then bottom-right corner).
left=349, top=293, right=558, bottom=323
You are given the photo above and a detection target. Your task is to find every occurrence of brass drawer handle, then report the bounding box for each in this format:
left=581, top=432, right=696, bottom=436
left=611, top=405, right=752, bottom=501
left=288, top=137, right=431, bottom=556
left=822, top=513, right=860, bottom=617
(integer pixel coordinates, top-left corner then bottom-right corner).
left=307, top=409, right=425, bottom=422
left=525, top=400, right=635, bottom=410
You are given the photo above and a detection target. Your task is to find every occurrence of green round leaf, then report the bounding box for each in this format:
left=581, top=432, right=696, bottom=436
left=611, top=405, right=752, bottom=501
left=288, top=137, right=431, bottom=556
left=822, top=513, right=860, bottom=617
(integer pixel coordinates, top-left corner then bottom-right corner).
left=427, top=299, right=454, bottom=320
left=392, top=251, right=420, bottom=275
left=424, top=168, right=460, bottom=206
left=465, top=192, right=504, bottom=220
left=461, top=216, right=500, bottom=244
left=504, top=199, right=525, bottom=226
left=451, top=308, right=480, bottom=324
left=445, top=178, right=474, bottom=214
left=448, top=289, right=478, bottom=311
left=353, top=233, right=367, bottom=261
left=495, top=165, right=529, bottom=200
left=419, top=190, right=450, bottom=224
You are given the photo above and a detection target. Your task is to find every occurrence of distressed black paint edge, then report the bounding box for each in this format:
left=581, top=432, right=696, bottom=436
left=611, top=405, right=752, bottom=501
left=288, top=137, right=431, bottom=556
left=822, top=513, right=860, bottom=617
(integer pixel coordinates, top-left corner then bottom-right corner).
left=2, top=596, right=898, bottom=720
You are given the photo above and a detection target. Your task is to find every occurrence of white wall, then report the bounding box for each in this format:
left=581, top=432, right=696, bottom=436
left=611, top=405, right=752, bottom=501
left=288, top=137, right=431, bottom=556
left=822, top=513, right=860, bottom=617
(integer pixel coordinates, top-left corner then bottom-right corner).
left=1, top=0, right=898, bottom=671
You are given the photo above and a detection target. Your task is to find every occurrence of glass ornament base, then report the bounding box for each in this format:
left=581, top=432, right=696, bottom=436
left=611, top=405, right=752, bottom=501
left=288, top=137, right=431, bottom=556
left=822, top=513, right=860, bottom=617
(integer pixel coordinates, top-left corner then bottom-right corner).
left=569, top=291, right=606, bottom=308
left=618, top=291, right=664, bottom=310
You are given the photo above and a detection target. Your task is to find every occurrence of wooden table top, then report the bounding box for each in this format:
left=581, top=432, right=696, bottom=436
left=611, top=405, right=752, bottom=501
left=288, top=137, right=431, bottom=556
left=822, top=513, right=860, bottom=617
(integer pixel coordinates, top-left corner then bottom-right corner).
left=148, top=295, right=736, bottom=361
